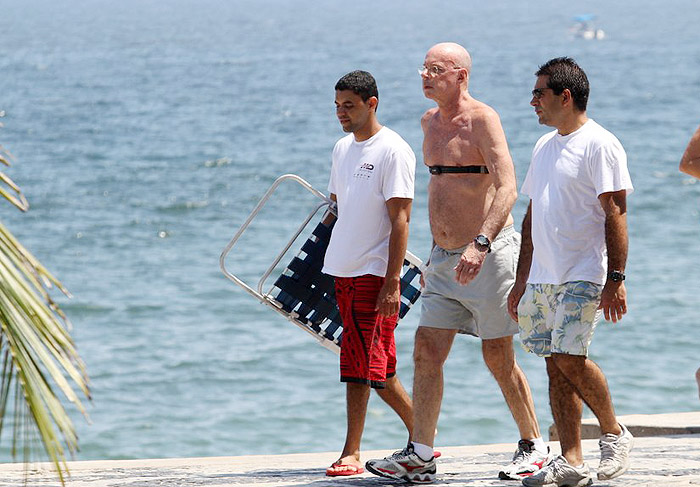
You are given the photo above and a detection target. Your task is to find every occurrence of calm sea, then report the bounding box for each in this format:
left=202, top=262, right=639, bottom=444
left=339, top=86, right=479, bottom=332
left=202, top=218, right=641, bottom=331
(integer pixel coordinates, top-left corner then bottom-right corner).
left=0, top=0, right=699, bottom=462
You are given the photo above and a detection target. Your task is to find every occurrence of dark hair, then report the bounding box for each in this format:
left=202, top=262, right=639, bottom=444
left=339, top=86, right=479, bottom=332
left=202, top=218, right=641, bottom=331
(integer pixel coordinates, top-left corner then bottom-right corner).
left=536, top=57, right=589, bottom=112
left=335, top=70, right=379, bottom=103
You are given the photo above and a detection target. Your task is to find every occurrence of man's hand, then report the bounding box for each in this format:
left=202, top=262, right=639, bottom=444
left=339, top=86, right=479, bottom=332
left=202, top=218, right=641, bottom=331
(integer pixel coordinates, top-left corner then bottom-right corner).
left=376, top=278, right=401, bottom=317
left=454, top=243, right=487, bottom=285
left=507, top=280, right=526, bottom=322
left=599, top=281, right=627, bottom=323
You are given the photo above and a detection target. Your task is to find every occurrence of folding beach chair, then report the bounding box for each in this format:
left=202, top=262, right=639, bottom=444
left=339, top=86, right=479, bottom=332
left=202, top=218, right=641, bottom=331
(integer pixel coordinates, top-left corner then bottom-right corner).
left=220, top=174, right=423, bottom=355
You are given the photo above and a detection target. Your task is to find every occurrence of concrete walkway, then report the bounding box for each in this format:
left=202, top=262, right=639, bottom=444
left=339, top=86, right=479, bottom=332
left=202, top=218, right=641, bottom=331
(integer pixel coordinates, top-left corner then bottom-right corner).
left=3, top=411, right=700, bottom=487
left=2, top=435, right=700, bottom=487
left=549, top=411, right=700, bottom=440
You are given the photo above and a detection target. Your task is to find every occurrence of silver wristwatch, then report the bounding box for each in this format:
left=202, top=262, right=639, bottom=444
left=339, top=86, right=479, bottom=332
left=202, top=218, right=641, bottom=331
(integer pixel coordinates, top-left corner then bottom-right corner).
left=474, top=234, right=491, bottom=253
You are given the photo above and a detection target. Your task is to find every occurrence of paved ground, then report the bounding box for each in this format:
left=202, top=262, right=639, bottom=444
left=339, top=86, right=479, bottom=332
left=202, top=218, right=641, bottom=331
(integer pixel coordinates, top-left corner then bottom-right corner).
left=550, top=411, right=700, bottom=440
left=2, top=434, right=700, bottom=487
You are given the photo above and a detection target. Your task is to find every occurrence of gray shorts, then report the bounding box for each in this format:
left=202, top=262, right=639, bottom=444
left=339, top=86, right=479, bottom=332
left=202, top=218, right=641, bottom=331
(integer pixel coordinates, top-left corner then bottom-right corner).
left=418, top=225, right=520, bottom=339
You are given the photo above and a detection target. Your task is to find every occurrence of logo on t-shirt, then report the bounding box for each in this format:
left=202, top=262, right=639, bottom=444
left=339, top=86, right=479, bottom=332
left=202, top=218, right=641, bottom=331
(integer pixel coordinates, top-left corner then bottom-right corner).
left=354, top=162, right=374, bottom=180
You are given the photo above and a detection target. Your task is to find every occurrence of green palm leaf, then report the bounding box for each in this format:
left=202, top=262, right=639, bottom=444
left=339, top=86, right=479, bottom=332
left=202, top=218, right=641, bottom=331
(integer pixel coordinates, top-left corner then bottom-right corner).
left=0, top=136, right=91, bottom=485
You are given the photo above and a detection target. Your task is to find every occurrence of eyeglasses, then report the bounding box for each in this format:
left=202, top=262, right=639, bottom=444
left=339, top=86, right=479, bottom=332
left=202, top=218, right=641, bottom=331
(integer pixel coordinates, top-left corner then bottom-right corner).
left=531, top=87, right=553, bottom=99
left=418, top=65, right=463, bottom=77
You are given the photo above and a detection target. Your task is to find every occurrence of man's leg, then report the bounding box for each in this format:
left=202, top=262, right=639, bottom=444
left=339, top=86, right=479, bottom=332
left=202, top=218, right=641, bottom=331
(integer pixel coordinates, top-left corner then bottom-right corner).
left=482, top=336, right=540, bottom=440
left=364, top=326, right=454, bottom=483
left=546, top=356, right=584, bottom=465
left=522, top=357, right=595, bottom=487
left=485, top=336, right=554, bottom=480
left=329, top=275, right=378, bottom=475
left=550, top=353, right=620, bottom=436
left=550, top=352, right=634, bottom=481
left=333, top=382, right=370, bottom=470
left=376, top=375, right=413, bottom=437
left=411, top=326, right=457, bottom=447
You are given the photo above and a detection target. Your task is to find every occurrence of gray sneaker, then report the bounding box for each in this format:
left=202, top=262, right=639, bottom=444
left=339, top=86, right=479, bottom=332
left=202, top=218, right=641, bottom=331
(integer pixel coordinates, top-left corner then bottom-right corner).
left=597, top=423, right=634, bottom=480
left=365, top=444, right=436, bottom=483
left=521, top=455, right=592, bottom=487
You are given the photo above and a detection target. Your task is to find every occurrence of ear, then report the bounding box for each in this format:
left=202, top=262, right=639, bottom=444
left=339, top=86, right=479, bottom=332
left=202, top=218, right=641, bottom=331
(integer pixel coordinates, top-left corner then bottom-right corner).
left=368, top=96, right=379, bottom=112
left=457, top=68, right=468, bottom=82
left=561, top=88, right=572, bottom=107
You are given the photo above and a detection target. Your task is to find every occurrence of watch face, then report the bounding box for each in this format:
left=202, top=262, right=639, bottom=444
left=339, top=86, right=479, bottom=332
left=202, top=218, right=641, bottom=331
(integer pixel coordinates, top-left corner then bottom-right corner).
left=609, top=270, right=625, bottom=282
left=475, top=235, right=490, bottom=247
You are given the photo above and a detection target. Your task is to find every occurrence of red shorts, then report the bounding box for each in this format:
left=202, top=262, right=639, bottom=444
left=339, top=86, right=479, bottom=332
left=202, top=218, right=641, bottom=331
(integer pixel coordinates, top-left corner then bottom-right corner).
left=334, top=275, right=398, bottom=389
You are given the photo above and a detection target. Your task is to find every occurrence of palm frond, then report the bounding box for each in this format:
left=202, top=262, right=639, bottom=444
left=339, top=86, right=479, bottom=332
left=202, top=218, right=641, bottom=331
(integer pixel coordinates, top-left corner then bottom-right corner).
left=0, top=149, right=29, bottom=212
left=0, top=132, right=91, bottom=485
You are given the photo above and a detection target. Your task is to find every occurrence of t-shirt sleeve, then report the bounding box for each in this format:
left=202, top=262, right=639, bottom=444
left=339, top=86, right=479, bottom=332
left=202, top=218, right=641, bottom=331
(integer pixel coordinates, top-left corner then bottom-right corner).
left=382, top=144, right=416, bottom=201
left=590, top=139, right=634, bottom=196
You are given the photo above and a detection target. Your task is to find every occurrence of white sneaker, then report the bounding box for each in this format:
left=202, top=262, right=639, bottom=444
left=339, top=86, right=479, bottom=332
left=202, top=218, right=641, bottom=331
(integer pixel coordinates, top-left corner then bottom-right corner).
left=365, top=444, right=437, bottom=483
left=597, top=423, right=634, bottom=480
left=521, top=455, right=593, bottom=487
left=499, top=439, right=553, bottom=480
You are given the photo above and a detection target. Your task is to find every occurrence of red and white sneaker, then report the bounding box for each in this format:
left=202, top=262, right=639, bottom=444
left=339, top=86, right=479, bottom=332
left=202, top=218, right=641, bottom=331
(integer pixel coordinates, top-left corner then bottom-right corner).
left=365, top=444, right=437, bottom=483
left=498, top=439, right=553, bottom=480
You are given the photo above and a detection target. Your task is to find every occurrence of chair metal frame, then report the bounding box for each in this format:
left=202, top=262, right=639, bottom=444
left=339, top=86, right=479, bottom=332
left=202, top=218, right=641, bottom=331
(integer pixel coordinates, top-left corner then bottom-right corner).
left=220, top=173, right=422, bottom=355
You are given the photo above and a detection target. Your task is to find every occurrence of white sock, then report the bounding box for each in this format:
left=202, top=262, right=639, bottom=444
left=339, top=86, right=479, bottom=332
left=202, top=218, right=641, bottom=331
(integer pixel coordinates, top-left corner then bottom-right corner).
left=530, top=437, right=548, bottom=454
left=411, top=441, right=434, bottom=461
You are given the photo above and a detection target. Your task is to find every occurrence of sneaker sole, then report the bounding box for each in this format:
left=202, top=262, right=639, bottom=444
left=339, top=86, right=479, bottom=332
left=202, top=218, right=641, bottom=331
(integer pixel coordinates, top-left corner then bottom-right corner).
left=406, top=472, right=437, bottom=483
left=522, top=475, right=593, bottom=487
left=499, top=461, right=548, bottom=480
left=597, top=458, right=631, bottom=481
left=498, top=471, right=516, bottom=480
left=365, top=463, right=402, bottom=481
left=365, top=463, right=436, bottom=483
left=498, top=470, right=534, bottom=480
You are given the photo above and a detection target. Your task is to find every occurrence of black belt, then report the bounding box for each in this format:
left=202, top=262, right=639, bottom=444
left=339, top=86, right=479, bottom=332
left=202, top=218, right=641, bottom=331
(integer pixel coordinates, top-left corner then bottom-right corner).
left=428, top=165, right=489, bottom=175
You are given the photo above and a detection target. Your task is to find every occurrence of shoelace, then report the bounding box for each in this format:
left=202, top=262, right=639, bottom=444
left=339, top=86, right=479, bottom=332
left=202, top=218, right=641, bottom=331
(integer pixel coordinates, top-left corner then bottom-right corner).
left=546, top=459, right=567, bottom=479
left=388, top=447, right=412, bottom=460
left=513, top=449, right=532, bottom=464
left=512, top=441, right=534, bottom=463
left=599, top=437, right=623, bottom=462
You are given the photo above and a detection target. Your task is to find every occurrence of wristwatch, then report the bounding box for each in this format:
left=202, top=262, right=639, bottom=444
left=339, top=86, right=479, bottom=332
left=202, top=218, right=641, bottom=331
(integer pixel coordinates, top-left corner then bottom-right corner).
left=608, top=270, right=626, bottom=282
left=474, top=234, right=491, bottom=253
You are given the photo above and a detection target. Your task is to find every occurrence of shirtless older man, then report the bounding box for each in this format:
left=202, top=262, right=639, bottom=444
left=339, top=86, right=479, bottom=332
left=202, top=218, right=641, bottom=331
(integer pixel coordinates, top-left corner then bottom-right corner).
left=366, top=43, right=547, bottom=483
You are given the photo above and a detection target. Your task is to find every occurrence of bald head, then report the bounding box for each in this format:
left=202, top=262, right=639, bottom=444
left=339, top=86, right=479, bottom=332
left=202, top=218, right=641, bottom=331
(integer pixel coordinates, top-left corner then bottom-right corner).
left=426, top=42, right=472, bottom=74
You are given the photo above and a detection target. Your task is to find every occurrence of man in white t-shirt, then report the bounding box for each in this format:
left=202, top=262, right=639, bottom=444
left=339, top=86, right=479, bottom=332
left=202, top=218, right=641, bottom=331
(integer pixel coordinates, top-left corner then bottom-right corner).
left=508, top=57, right=634, bottom=487
left=322, top=70, right=416, bottom=477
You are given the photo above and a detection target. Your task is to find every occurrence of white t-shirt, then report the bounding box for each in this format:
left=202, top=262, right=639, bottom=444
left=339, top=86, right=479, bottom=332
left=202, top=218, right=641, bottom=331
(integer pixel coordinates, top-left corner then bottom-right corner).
left=521, top=119, right=634, bottom=285
left=322, top=126, right=416, bottom=278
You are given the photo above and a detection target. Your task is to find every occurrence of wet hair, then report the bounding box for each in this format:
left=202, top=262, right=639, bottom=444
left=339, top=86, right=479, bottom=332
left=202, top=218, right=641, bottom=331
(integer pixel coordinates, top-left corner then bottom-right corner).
left=335, top=70, right=379, bottom=106
left=536, top=57, right=589, bottom=112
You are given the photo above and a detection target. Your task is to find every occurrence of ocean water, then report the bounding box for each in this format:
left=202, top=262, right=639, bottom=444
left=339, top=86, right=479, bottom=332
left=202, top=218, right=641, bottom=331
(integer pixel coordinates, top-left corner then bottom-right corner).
left=0, top=0, right=699, bottom=462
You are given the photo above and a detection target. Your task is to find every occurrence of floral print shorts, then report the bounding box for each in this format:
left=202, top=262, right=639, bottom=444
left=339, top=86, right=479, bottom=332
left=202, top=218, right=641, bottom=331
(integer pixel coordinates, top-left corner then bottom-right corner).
left=518, top=281, right=603, bottom=357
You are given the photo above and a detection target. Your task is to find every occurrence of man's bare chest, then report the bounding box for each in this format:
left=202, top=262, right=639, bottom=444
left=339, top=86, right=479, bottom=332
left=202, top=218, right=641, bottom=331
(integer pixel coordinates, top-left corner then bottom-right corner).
left=424, top=124, right=482, bottom=163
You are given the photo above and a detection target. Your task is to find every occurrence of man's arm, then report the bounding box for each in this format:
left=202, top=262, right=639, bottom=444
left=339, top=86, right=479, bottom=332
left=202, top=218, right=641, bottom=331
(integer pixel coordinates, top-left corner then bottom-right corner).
left=476, top=109, right=518, bottom=239
left=376, top=197, right=412, bottom=317
left=598, top=190, right=628, bottom=323
left=680, top=124, right=700, bottom=179
left=507, top=201, right=533, bottom=322
left=322, top=193, right=337, bottom=225
left=454, top=109, right=517, bottom=285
